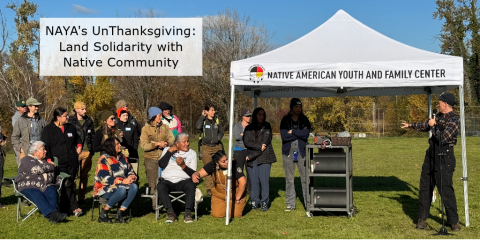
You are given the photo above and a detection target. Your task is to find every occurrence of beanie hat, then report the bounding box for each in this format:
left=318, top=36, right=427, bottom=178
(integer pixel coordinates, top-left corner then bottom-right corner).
left=98, top=111, right=114, bottom=122
left=74, top=101, right=86, bottom=109
left=159, top=102, right=173, bottom=112
left=117, top=108, right=128, bottom=118
left=148, top=107, right=162, bottom=119
left=116, top=100, right=127, bottom=110
left=290, top=98, right=302, bottom=110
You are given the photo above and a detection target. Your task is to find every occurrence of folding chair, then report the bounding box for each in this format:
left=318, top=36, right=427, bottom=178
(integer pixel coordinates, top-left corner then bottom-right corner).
left=12, top=157, right=71, bottom=222
left=141, top=167, right=203, bottom=221
left=91, top=179, right=134, bottom=221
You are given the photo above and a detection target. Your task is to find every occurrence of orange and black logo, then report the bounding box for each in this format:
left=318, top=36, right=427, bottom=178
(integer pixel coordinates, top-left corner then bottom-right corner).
left=249, top=65, right=264, bottom=83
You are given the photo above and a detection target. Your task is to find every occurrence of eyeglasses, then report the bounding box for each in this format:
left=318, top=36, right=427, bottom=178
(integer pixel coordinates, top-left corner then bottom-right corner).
left=109, top=117, right=115, bottom=120
left=61, top=115, right=69, bottom=118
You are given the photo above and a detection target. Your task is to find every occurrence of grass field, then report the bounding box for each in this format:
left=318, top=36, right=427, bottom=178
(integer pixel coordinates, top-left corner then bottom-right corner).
left=0, top=137, right=478, bottom=239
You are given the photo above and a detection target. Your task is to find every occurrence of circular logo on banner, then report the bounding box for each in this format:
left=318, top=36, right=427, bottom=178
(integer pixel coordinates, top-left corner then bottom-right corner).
left=249, top=64, right=265, bottom=83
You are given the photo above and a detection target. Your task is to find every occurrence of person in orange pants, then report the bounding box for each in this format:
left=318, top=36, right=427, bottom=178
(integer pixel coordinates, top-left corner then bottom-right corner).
left=192, top=150, right=246, bottom=218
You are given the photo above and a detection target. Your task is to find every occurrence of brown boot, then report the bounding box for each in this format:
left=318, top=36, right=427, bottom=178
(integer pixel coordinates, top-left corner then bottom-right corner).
left=450, top=222, right=461, bottom=231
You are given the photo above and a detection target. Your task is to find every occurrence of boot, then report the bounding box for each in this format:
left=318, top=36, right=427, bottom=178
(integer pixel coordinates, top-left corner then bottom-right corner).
left=48, top=211, right=67, bottom=223
left=115, top=209, right=126, bottom=223
left=98, top=208, right=112, bottom=223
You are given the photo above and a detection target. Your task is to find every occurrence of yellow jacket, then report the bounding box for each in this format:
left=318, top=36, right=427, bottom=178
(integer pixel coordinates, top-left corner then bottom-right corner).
left=140, top=122, right=175, bottom=160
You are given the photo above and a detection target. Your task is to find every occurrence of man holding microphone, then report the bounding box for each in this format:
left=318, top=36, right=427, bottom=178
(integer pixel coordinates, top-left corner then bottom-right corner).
left=401, top=92, right=461, bottom=231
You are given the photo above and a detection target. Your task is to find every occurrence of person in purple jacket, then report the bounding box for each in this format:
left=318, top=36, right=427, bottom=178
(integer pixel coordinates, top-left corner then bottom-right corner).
left=280, top=98, right=311, bottom=211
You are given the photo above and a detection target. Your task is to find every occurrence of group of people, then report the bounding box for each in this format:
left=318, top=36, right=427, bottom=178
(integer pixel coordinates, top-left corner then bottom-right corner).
left=0, top=93, right=462, bottom=231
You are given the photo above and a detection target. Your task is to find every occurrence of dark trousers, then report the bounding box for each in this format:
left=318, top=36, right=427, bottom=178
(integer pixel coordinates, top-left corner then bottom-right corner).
left=58, top=164, right=80, bottom=213
left=21, top=186, right=57, bottom=218
left=233, top=149, right=251, bottom=192
left=0, top=153, right=4, bottom=199
left=247, top=159, right=271, bottom=205
left=157, top=179, right=195, bottom=213
left=418, top=144, right=459, bottom=224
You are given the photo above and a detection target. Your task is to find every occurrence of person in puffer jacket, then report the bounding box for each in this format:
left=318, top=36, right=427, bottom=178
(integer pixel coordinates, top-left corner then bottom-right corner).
left=159, top=102, right=182, bottom=138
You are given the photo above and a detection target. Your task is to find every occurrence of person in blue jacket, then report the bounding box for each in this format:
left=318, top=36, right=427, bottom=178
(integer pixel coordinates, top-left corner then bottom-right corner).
left=280, top=98, right=311, bottom=211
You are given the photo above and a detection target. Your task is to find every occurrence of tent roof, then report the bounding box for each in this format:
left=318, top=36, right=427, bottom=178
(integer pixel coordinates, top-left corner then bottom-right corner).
left=230, top=10, right=463, bottom=98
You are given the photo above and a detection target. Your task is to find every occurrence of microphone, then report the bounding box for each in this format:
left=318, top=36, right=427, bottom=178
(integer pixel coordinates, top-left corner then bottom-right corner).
left=432, top=109, right=437, bottom=119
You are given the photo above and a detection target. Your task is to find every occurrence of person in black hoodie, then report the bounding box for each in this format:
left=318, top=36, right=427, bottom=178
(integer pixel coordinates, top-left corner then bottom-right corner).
left=243, top=107, right=277, bottom=212
left=116, top=109, right=140, bottom=176
left=195, top=103, right=224, bottom=197
left=68, top=101, right=95, bottom=205
left=41, top=107, right=83, bottom=217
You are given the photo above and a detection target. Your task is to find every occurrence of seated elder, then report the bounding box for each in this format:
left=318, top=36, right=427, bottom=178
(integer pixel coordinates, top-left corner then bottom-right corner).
left=93, top=137, right=138, bottom=223
left=15, top=141, right=67, bottom=223
left=157, top=133, right=197, bottom=223
left=192, top=150, right=246, bottom=218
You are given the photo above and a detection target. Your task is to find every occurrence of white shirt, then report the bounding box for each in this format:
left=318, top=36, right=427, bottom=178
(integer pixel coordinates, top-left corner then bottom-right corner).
left=160, top=147, right=197, bottom=183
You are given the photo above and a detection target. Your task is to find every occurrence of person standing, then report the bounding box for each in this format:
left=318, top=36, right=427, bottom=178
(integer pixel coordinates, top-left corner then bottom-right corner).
left=233, top=109, right=252, bottom=193
left=243, top=107, right=276, bottom=212
left=93, top=111, right=122, bottom=154
left=159, top=102, right=182, bottom=138
left=280, top=98, right=311, bottom=211
left=41, top=107, right=83, bottom=217
left=116, top=109, right=140, bottom=176
left=11, top=98, right=46, bottom=166
left=401, top=92, right=461, bottom=231
left=0, top=125, right=6, bottom=209
left=140, top=107, right=175, bottom=210
left=195, top=103, right=224, bottom=197
left=115, top=100, right=141, bottom=134
left=12, top=100, right=27, bottom=128
left=68, top=101, right=95, bottom=206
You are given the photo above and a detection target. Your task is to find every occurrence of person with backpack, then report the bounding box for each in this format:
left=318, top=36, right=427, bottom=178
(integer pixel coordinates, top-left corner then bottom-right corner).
left=195, top=103, right=224, bottom=197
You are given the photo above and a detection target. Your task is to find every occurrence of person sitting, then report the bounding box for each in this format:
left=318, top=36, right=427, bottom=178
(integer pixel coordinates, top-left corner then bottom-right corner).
left=15, top=141, right=67, bottom=223
left=192, top=150, right=246, bottom=218
left=157, top=133, right=197, bottom=223
left=93, top=137, right=138, bottom=223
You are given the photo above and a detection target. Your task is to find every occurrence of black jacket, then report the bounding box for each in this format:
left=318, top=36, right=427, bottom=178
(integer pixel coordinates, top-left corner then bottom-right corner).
left=41, top=122, right=81, bottom=166
left=116, top=120, right=140, bottom=159
left=243, top=122, right=277, bottom=165
left=196, top=115, right=223, bottom=147
left=115, top=114, right=141, bottom=136
left=68, top=114, right=95, bottom=152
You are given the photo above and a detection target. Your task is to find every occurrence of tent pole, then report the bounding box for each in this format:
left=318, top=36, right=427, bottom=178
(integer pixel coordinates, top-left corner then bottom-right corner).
left=254, top=94, right=258, bottom=109
left=428, top=93, right=432, bottom=138
left=458, top=85, right=469, bottom=227
left=225, top=84, right=236, bottom=225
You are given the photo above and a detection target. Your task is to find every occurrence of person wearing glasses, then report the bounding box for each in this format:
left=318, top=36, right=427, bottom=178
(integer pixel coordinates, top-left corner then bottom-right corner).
left=41, top=107, right=83, bottom=217
left=233, top=109, right=252, bottom=193
left=93, top=111, right=123, bottom=154
left=11, top=98, right=47, bottom=166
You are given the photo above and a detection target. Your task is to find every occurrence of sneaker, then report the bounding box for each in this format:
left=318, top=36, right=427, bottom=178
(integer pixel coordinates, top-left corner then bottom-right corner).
left=451, top=222, right=461, bottom=231
left=416, top=219, right=427, bottom=229
left=74, top=209, right=83, bottom=217
left=22, top=199, right=29, bottom=207
left=261, top=202, right=269, bottom=212
left=165, top=212, right=176, bottom=223
left=251, top=201, right=259, bottom=210
left=285, top=206, right=295, bottom=211
left=184, top=213, right=193, bottom=223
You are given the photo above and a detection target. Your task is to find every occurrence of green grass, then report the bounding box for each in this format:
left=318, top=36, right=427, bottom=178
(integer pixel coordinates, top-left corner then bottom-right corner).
left=0, top=137, right=478, bottom=238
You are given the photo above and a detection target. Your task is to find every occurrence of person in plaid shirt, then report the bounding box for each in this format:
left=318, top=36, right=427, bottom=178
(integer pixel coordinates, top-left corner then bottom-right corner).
left=402, top=92, right=461, bottom=231
left=401, top=92, right=461, bottom=231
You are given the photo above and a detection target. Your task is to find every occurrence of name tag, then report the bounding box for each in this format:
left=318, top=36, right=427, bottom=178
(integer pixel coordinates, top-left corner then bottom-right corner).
left=67, top=133, right=73, bottom=137
left=125, top=127, right=131, bottom=131
left=205, top=125, right=211, bottom=129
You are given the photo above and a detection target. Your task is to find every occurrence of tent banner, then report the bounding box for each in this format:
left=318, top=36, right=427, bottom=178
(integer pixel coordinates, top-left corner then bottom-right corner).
left=230, top=60, right=463, bottom=87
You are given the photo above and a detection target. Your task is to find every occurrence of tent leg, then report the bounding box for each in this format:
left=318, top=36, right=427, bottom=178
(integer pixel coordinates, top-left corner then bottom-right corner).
left=428, top=93, right=432, bottom=138
left=458, top=85, right=469, bottom=227
left=254, top=94, right=258, bottom=109
left=225, top=85, right=235, bottom=225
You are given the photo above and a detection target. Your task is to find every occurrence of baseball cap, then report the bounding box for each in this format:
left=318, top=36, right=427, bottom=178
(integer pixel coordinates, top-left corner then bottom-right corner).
left=241, top=109, right=252, bottom=117
left=25, top=98, right=42, bottom=106
left=16, top=100, right=26, bottom=107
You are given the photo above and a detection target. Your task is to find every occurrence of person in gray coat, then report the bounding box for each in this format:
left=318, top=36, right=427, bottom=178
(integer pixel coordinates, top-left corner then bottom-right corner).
left=11, top=100, right=27, bottom=166
left=243, top=107, right=276, bottom=212
left=233, top=109, right=252, bottom=192
left=11, top=98, right=46, bottom=167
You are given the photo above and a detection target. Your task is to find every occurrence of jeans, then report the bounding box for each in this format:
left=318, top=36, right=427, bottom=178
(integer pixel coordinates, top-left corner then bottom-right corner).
left=102, top=184, right=138, bottom=209
left=21, top=186, right=58, bottom=218
left=247, top=159, right=271, bottom=205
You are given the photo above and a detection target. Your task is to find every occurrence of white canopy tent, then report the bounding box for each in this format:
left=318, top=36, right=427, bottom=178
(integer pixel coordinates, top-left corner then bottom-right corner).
left=225, top=10, right=469, bottom=226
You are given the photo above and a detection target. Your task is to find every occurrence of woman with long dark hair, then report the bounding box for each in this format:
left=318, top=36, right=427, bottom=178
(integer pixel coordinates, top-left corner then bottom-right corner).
left=41, top=107, right=83, bottom=216
left=192, top=150, right=246, bottom=218
left=93, top=111, right=122, bottom=153
left=243, top=107, right=276, bottom=212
